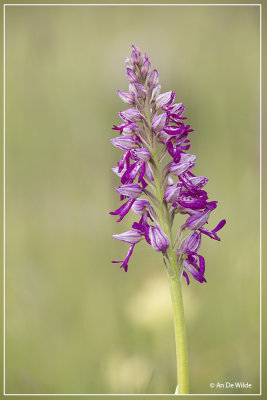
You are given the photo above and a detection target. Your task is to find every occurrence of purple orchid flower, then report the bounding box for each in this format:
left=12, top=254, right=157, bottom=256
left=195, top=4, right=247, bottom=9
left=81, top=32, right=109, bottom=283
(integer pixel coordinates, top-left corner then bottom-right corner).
left=110, top=44, right=225, bottom=283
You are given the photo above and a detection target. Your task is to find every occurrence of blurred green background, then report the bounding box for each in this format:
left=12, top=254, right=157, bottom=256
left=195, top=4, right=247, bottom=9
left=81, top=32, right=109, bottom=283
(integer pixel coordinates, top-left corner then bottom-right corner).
left=5, top=4, right=260, bottom=395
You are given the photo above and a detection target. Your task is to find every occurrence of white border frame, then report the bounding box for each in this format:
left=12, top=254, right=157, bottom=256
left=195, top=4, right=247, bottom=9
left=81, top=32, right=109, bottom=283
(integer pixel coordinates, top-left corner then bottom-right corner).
left=3, top=3, right=262, bottom=397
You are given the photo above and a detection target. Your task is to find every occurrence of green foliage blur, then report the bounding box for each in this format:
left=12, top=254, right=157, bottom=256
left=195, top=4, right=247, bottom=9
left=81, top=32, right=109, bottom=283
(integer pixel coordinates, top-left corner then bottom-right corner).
left=5, top=4, right=260, bottom=395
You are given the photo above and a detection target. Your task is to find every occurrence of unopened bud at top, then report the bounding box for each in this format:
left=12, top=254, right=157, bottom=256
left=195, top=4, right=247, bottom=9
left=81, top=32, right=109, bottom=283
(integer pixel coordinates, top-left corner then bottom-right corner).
left=131, top=45, right=141, bottom=65
left=141, top=59, right=151, bottom=77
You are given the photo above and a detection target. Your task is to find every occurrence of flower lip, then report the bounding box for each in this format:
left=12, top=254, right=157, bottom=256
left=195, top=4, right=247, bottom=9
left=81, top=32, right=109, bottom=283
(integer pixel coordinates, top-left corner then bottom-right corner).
left=112, top=243, right=135, bottom=272
left=183, top=257, right=207, bottom=284
left=199, top=219, right=226, bottom=240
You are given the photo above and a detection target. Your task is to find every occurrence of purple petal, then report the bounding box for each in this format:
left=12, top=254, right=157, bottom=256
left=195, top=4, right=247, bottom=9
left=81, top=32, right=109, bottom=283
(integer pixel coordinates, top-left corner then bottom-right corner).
left=110, top=198, right=135, bottom=222
left=177, top=192, right=208, bottom=209
left=183, top=270, right=190, bottom=285
left=184, top=258, right=207, bottom=283
left=199, top=219, right=226, bottom=240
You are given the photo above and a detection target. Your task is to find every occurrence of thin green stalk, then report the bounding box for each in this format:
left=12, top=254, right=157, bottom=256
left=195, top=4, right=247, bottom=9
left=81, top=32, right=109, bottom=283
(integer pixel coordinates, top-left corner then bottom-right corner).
left=150, top=149, right=189, bottom=394
left=168, top=265, right=189, bottom=394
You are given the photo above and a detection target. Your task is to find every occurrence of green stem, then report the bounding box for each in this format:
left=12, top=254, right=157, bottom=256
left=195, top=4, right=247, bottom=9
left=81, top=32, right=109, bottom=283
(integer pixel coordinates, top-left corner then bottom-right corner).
left=150, top=150, right=189, bottom=394
left=168, top=268, right=189, bottom=394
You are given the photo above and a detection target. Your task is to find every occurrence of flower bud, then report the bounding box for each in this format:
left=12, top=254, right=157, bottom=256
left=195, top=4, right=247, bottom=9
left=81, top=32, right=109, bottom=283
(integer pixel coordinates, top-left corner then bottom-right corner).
left=179, top=232, right=201, bottom=253
left=147, top=69, right=159, bottom=88
left=170, top=154, right=196, bottom=176
left=188, top=175, right=208, bottom=189
left=134, top=83, right=147, bottom=99
left=117, top=90, right=135, bottom=105
left=131, top=45, right=141, bottom=65
left=171, top=103, right=185, bottom=117
left=186, top=209, right=212, bottom=230
left=125, top=57, right=132, bottom=69
left=149, top=225, right=169, bottom=252
left=155, top=91, right=176, bottom=109
left=141, top=59, right=151, bottom=77
left=152, top=113, right=167, bottom=133
left=116, top=183, right=143, bottom=198
left=126, top=68, right=138, bottom=83
left=128, top=83, right=138, bottom=97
